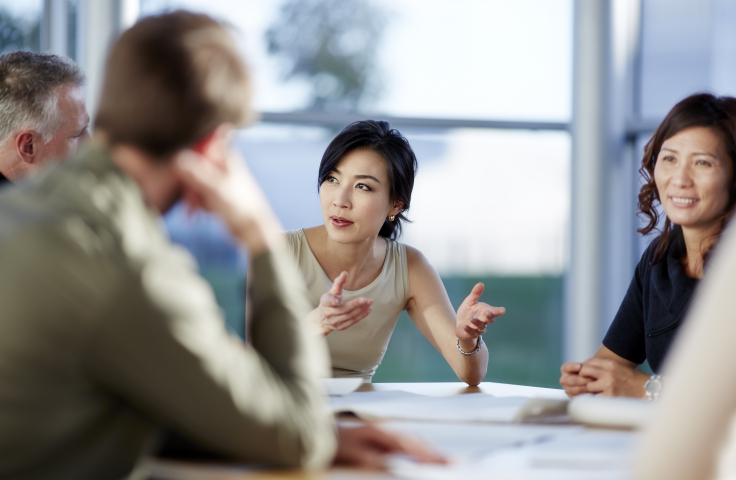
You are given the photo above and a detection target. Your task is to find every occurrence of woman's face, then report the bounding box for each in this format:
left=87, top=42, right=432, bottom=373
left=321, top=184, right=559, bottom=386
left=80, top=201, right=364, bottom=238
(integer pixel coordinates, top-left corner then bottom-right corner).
left=654, top=126, right=733, bottom=233
left=319, top=149, right=402, bottom=244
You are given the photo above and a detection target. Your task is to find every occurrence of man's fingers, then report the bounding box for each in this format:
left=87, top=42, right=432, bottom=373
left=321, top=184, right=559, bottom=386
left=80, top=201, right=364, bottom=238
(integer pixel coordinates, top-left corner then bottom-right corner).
left=346, top=425, right=446, bottom=465
left=329, top=271, right=348, bottom=296
left=393, top=434, right=447, bottom=464
left=175, top=150, right=220, bottom=191
left=335, top=425, right=446, bottom=468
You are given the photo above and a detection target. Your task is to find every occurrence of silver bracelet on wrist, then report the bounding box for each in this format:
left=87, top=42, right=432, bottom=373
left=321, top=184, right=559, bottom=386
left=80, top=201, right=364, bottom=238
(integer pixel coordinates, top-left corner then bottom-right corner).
left=457, top=336, right=484, bottom=356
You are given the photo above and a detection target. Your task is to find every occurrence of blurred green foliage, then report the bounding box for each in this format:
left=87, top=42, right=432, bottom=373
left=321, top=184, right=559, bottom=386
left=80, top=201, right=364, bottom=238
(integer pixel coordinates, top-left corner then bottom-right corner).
left=265, top=0, right=386, bottom=110
left=373, top=275, right=563, bottom=388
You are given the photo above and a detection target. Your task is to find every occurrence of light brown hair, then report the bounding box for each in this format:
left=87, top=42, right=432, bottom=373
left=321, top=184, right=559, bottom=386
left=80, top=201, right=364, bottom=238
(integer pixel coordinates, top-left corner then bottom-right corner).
left=95, top=11, right=253, bottom=159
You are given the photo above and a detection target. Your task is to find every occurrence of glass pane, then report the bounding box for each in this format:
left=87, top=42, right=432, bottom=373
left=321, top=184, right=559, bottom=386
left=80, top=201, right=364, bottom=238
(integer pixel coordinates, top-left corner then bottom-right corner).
left=639, top=0, right=736, bottom=119
left=167, top=124, right=569, bottom=386
left=0, top=0, right=42, bottom=52
left=139, top=0, right=572, bottom=121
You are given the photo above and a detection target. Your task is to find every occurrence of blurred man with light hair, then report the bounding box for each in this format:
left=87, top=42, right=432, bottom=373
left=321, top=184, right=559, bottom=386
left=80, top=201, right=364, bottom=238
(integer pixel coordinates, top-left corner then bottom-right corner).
left=0, top=11, right=440, bottom=480
left=0, top=51, right=89, bottom=182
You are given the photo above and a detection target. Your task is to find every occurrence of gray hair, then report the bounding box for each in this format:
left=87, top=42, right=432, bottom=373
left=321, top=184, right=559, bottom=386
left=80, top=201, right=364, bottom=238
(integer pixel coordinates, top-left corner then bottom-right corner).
left=0, top=51, right=85, bottom=144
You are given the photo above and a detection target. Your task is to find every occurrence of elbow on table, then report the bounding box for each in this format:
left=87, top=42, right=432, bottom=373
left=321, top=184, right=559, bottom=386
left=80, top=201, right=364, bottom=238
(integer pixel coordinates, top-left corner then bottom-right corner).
left=458, top=369, right=486, bottom=387
left=278, top=410, right=338, bottom=469
left=232, top=417, right=336, bottom=469
left=294, top=422, right=337, bottom=470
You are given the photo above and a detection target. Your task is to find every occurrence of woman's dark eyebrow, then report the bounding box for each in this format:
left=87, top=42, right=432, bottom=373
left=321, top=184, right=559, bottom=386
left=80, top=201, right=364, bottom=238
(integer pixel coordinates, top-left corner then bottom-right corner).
left=355, top=174, right=381, bottom=183
left=332, top=167, right=380, bottom=183
left=661, top=147, right=718, bottom=158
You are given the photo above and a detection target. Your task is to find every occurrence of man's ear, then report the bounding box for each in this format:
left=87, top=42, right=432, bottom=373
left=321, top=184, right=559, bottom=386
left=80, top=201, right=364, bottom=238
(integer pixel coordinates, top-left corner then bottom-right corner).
left=15, top=131, right=39, bottom=164
left=191, top=123, right=235, bottom=167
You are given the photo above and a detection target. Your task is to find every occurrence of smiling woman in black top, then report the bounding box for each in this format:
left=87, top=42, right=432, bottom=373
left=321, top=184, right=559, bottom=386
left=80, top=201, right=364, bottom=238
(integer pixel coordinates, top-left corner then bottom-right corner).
left=560, top=93, right=736, bottom=398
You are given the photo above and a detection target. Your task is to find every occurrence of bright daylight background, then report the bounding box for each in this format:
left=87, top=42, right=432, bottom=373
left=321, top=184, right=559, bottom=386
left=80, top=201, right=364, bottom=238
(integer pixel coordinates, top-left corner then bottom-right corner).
left=2, top=0, right=735, bottom=387
left=0, top=0, right=575, bottom=387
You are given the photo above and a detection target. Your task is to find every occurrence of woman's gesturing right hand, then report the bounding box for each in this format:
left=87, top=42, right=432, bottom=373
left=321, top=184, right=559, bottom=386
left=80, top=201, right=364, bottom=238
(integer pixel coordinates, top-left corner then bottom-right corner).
left=309, top=271, right=373, bottom=336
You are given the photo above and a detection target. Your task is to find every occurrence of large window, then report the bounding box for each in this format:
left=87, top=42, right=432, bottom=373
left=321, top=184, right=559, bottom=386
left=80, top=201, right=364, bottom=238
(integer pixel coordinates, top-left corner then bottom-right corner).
left=0, top=0, right=571, bottom=387
left=639, top=0, right=736, bottom=120
left=0, top=1, right=42, bottom=52
left=141, top=0, right=573, bottom=387
left=634, top=0, right=736, bottom=255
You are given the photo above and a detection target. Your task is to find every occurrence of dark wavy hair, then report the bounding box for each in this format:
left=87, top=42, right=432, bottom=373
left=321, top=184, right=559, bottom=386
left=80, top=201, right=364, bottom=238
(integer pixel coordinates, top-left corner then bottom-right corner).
left=638, top=93, right=736, bottom=264
left=317, top=120, right=417, bottom=240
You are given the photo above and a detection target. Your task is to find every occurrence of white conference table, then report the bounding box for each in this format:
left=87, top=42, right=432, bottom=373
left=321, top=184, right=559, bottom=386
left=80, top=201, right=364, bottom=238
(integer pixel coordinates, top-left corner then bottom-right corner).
left=141, top=382, right=635, bottom=480
left=356, top=381, right=569, bottom=398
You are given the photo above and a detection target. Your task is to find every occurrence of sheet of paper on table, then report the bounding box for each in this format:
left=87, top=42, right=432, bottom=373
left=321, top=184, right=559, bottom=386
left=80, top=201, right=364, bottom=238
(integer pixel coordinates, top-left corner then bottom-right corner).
left=330, top=390, right=569, bottom=423
left=375, top=420, right=583, bottom=461
left=388, top=427, right=639, bottom=480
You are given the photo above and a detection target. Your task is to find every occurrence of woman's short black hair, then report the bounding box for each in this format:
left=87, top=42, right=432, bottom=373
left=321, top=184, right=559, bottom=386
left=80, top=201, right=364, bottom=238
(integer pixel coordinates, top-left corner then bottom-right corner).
left=318, top=120, right=418, bottom=240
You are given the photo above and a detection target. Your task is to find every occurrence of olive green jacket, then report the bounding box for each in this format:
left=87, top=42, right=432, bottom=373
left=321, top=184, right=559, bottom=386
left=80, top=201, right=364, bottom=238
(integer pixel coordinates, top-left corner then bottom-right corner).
left=0, top=147, right=335, bottom=480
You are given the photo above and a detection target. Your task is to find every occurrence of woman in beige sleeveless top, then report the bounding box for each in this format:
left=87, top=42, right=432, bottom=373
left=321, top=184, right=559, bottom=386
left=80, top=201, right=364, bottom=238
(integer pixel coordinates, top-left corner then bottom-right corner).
left=282, top=120, right=505, bottom=383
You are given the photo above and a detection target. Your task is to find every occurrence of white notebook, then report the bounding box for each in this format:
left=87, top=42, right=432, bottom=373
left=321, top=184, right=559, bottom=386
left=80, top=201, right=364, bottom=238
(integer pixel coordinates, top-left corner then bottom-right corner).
left=330, top=390, right=569, bottom=423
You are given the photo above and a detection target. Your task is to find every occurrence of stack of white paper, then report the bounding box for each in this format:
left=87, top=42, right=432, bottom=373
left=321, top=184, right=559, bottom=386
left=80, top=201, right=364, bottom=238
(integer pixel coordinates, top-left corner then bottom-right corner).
left=388, top=429, right=637, bottom=480
left=377, top=420, right=582, bottom=460
left=330, top=390, right=568, bottom=423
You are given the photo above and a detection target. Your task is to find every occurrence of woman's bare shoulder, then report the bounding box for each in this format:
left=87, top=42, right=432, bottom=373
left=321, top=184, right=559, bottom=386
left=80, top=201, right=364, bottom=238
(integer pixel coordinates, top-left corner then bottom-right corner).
left=405, top=244, right=433, bottom=273
left=405, top=244, right=427, bottom=262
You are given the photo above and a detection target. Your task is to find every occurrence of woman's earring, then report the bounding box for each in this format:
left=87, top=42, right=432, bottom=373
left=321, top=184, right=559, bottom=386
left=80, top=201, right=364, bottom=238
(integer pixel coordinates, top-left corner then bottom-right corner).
left=389, top=215, right=395, bottom=222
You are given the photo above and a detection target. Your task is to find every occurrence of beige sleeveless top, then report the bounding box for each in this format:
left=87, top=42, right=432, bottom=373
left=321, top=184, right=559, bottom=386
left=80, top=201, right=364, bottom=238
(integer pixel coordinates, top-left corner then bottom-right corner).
left=286, top=229, right=410, bottom=381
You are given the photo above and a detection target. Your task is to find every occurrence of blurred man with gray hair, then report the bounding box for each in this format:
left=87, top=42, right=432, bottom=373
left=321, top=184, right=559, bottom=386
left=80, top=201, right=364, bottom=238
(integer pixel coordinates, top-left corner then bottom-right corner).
left=0, top=51, right=89, bottom=182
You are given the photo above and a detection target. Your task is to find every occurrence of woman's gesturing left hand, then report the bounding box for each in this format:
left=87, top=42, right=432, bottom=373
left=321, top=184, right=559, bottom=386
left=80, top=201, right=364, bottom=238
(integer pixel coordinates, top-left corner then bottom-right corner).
left=308, top=271, right=373, bottom=336
left=455, top=283, right=505, bottom=341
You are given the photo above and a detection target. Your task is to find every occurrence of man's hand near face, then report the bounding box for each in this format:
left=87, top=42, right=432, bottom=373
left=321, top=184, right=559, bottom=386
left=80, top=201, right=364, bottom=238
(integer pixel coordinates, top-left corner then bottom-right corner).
left=173, top=130, right=284, bottom=256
